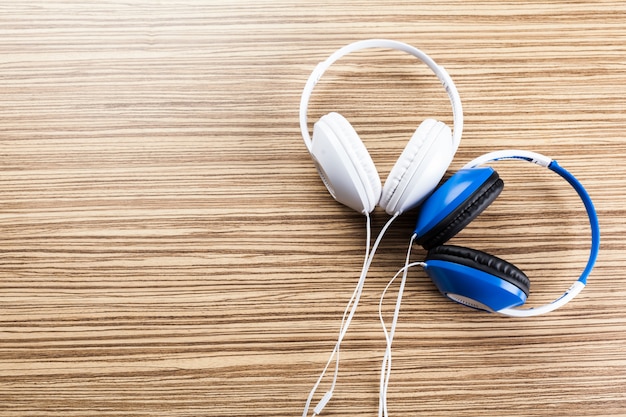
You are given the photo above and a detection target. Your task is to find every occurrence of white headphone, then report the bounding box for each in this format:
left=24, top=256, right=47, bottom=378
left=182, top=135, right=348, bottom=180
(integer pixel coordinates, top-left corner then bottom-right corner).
left=300, top=39, right=464, bottom=215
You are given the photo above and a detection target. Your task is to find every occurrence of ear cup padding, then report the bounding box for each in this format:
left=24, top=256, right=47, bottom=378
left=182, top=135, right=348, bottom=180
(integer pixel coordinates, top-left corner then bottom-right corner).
left=382, top=119, right=436, bottom=205
left=416, top=171, right=504, bottom=250
left=380, top=118, right=453, bottom=215
left=426, top=245, right=530, bottom=296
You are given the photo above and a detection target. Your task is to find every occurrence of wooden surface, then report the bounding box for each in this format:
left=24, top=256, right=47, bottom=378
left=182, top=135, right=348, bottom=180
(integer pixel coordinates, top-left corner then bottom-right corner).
left=1, top=1, right=625, bottom=416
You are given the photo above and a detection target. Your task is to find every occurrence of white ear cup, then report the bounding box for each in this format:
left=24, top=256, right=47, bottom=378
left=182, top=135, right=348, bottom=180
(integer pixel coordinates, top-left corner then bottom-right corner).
left=380, top=119, right=453, bottom=215
left=310, top=112, right=382, bottom=213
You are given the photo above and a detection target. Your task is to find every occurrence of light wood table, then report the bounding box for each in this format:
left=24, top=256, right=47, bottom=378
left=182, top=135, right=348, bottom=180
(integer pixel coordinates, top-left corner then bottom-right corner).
left=1, top=2, right=625, bottom=416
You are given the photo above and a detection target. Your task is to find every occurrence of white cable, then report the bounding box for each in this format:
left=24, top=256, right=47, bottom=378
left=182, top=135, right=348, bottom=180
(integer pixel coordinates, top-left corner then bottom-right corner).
left=378, top=235, right=423, bottom=417
left=302, top=213, right=371, bottom=417
left=303, top=213, right=400, bottom=417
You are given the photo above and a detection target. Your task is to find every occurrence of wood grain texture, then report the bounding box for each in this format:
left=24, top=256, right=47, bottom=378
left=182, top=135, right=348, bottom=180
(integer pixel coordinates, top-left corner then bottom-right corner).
left=1, top=1, right=625, bottom=416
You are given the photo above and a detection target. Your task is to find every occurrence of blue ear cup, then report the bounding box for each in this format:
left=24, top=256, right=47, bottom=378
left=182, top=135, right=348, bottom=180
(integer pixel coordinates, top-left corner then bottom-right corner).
left=424, top=245, right=530, bottom=312
left=414, top=167, right=503, bottom=249
left=414, top=167, right=527, bottom=312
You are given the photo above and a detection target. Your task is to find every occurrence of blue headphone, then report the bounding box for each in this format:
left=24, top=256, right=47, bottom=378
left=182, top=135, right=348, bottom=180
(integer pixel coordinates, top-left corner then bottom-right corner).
left=414, top=150, right=600, bottom=317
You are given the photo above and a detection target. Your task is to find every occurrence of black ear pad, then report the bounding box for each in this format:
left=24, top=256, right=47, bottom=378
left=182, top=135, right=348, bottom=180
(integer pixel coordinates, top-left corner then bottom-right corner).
left=416, top=171, right=504, bottom=250
left=426, top=245, right=530, bottom=296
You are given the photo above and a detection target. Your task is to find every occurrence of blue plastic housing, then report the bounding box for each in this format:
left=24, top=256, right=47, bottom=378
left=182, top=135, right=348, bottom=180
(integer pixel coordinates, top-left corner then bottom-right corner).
left=414, top=167, right=496, bottom=238
left=424, top=259, right=527, bottom=312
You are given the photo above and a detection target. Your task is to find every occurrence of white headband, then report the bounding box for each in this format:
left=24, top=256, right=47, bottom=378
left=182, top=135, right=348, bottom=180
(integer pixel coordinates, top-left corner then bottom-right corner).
left=299, top=39, right=464, bottom=154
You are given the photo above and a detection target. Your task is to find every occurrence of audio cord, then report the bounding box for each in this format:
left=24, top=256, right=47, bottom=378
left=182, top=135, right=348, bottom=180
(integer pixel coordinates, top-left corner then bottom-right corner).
left=378, top=235, right=425, bottom=417
left=302, top=212, right=400, bottom=417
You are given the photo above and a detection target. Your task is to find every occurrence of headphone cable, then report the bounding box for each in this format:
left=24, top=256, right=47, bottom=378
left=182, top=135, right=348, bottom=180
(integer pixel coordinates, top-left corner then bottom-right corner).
left=378, top=235, right=424, bottom=417
left=303, top=212, right=400, bottom=417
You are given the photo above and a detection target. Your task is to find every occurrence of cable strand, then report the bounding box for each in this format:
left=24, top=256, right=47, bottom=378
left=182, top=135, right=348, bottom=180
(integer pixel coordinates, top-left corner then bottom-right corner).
left=302, top=213, right=399, bottom=417
left=378, top=234, right=422, bottom=417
